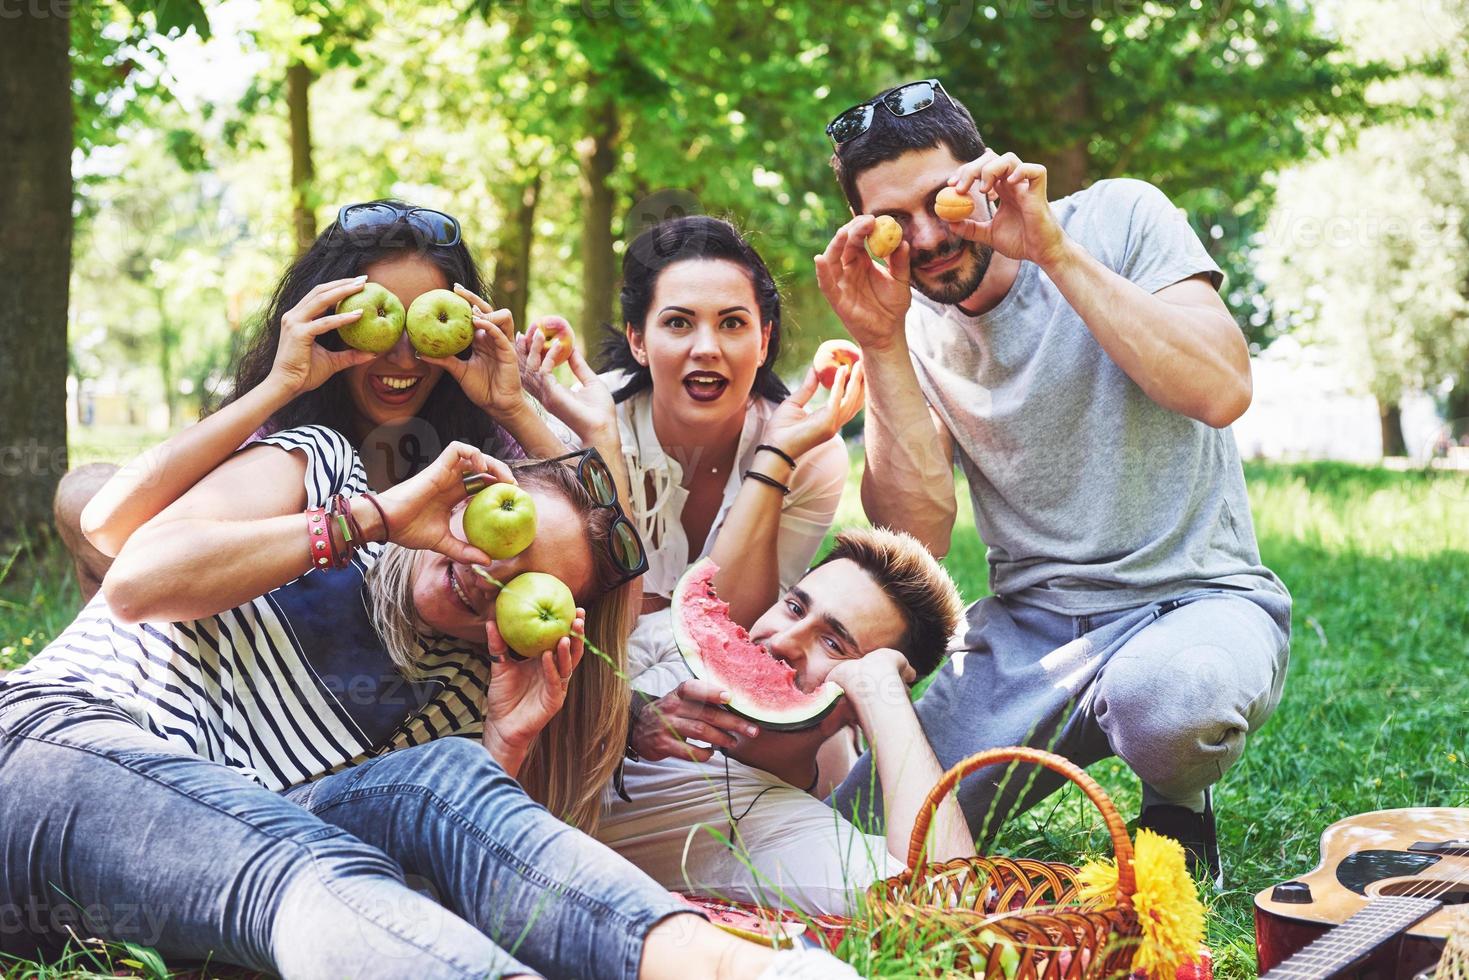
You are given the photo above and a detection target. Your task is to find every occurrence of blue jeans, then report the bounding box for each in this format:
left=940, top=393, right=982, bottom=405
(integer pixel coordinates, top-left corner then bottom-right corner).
left=0, top=683, right=689, bottom=979
left=833, top=585, right=1291, bottom=832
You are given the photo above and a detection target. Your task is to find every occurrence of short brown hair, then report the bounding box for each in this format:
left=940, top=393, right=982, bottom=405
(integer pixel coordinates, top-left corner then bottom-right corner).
left=811, top=526, right=964, bottom=678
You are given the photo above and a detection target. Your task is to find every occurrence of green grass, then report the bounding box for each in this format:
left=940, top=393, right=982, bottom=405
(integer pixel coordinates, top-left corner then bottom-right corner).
left=1, top=459, right=1465, bottom=977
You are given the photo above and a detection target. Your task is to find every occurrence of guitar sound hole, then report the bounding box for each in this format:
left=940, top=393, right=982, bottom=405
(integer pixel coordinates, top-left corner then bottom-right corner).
left=1371, top=879, right=1469, bottom=904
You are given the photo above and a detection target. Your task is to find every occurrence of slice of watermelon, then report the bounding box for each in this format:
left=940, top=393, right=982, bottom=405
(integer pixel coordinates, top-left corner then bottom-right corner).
left=670, top=558, right=843, bottom=732
left=674, top=894, right=806, bottom=948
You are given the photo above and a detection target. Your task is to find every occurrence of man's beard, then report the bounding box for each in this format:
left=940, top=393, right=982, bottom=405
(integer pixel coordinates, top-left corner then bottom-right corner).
left=910, top=239, right=992, bottom=306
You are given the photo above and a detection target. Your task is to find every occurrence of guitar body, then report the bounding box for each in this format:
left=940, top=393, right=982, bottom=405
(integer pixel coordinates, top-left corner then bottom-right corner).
left=1255, top=808, right=1469, bottom=977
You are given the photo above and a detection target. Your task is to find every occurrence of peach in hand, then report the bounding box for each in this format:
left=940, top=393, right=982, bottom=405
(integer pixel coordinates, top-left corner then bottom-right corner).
left=812, top=339, right=861, bottom=389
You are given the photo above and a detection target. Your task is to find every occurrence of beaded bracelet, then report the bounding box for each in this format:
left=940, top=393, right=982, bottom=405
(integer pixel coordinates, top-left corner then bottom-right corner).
left=742, top=470, right=791, bottom=495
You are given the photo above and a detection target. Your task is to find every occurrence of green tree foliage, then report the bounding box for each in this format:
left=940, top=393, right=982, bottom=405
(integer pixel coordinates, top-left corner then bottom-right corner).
left=1258, top=0, right=1469, bottom=451
left=461, top=0, right=914, bottom=354
left=922, top=0, right=1432, bottom=347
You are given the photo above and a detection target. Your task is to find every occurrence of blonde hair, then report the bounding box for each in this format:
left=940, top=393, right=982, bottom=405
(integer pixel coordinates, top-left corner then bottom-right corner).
left=364, top=462, right=635, bottom=832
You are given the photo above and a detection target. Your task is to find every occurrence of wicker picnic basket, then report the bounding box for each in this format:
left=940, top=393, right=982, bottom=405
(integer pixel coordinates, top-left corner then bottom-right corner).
left=868, top=746, right=1142, bottom=978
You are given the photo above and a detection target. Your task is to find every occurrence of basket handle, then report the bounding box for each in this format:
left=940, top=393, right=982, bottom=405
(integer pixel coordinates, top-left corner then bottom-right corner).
left=906, top=746, right=1136, bottom=910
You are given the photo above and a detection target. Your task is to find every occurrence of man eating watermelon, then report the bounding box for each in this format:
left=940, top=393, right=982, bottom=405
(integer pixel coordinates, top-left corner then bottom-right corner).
left=595, top=526, right=968, bottom=916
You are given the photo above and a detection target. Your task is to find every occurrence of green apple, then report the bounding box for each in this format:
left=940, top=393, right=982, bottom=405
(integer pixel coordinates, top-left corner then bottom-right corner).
left=463, top=483, right=537, bottom=559
left=495, top=572, right=576, bottom=660
left=336, top=282, right=406, bottom=354
left=405, top=289, right=474, bottom=357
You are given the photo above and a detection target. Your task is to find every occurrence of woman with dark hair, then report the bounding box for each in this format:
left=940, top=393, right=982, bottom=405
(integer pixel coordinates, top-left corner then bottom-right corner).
left=64, top=200, right=585, bottom=597
left=523, top=214, right=863, bottom=693
left=1, top=425, right=858, bottom=979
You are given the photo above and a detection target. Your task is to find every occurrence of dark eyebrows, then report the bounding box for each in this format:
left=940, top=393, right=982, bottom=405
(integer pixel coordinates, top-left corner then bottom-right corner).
left=659, top=306, right=697, bottom=316
left=872, top=181, right=951, bottom=219
left=717, top=306, right=751, bottom=316
left=789, top=586, right=859, bottom=656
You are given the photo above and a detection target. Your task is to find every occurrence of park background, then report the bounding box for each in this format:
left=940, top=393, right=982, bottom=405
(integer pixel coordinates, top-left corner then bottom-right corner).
left=1, top=0, right=1467, bottom=977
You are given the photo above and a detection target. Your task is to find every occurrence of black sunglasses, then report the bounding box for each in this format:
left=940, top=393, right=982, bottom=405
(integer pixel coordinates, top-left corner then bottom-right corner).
left=464, top=447, right=649, bottom=587
left=826, top=79, right=949, bottom=146
left=334, top=202, right=462, bottom=248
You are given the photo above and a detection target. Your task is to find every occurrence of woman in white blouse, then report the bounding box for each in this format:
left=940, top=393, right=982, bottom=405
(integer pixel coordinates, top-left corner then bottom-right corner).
left=528, top=216, right=863, bottom=679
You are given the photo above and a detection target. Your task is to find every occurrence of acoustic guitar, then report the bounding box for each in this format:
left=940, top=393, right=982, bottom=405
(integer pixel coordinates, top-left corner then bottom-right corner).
left=1254, top=808, right=1468, bottom=978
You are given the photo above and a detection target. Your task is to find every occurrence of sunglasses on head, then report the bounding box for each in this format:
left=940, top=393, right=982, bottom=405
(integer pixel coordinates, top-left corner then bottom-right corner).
left=463, top=447, right=649, bottom=588
left=333, top=202, right=462, bottom=248
left=826, top=78, right=949, bottom=146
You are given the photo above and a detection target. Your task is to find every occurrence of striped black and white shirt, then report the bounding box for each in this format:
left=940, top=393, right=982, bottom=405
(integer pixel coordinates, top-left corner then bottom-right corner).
left=5, top=426, right=490, bottom=791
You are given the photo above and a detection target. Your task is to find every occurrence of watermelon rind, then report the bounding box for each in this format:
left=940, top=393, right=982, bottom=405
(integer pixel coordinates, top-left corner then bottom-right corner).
left=670, top=558, right=843, bottom=732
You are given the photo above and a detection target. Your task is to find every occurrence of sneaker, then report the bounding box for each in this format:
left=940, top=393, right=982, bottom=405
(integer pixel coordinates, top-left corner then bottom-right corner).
left=1137, top=788, right=1223, bottom=888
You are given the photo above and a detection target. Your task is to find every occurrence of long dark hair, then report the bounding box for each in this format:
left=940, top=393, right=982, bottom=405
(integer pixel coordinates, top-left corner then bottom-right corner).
left=223, top=199, right=516, bottom=465
left=597, top=215, right=790, bottom=405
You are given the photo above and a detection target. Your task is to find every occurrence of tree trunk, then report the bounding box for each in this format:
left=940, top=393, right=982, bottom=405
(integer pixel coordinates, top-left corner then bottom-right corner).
left=579, top=98, right=619, bottom=336
left=1378, top=397, right=1407, bottom=458
left=1047, top=13, right=1092, bottom=197
left=1448, top=371, right=1469, bottom=428
left=0, top=11, right=72, bottom=534
left=491, top=171, right=542, bottom=332
left=156, top=292, right=177, bottom=429
left=287, top=60, right=316, bottom=256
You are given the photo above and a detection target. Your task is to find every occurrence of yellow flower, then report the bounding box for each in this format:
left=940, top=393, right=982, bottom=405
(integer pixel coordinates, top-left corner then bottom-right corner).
left=1075, top=829, right=1204, bottom=977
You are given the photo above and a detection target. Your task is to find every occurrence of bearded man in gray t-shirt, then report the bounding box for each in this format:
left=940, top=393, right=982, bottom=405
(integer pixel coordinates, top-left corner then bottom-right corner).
left=815, top=80, right=1290, bottom=884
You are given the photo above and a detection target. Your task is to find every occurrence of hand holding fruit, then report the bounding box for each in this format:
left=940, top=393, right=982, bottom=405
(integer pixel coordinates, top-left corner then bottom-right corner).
left=518, top=326, right=619, bottom=446
left=760, top=362, right=865, bottom=464
left=530, top=316, right=575, bottom=370
left=481, top=607, right=586, bottom=774
left=271, top=276, right=380, bottom=396
left=813, top=214, right=913, bottom=354
left=375, top=441, right=513, bottom=566
left=415, top=284, right=529, bottom=422
left=946, top=150, right=1066, bottom=267
left=631, top=679, right=760, bottom=763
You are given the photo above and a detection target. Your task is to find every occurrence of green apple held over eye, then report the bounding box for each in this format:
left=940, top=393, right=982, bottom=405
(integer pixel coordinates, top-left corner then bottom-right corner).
left=406, top=288, right=474, bottom=357
left=463, top=483, right=537, bottom=559
left=336, top=282, right=406, bottom=353
left=495, top=572, right=576, bottom=661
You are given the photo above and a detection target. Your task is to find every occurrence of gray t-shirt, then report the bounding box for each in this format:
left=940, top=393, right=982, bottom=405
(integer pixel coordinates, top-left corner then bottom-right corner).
left=906, top=177, right=1286, bottom=614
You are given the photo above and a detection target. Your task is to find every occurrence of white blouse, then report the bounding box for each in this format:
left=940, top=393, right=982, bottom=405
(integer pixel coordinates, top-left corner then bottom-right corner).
left=605, top=371, right=850, bottom=601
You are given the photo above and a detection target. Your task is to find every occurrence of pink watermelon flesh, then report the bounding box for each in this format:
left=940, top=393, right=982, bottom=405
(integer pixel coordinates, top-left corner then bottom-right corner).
left=672, top=559, right=842, bottom=731
left=674, top=894, right=804, bottom=946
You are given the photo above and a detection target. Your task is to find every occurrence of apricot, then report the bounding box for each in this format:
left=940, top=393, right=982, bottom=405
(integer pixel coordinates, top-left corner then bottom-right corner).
left=867, top=215, right=902, bottom=259
left=935, top=186, right=976, bottom=222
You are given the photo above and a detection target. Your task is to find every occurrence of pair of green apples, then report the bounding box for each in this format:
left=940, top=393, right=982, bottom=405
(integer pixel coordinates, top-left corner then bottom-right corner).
left=463, top=482, right=578, bottom=663
left=337, top=282, right=475, bottom=358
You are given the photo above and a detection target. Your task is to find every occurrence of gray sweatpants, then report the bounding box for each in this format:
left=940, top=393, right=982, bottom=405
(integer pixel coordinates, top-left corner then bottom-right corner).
left=831, top=584, right=1291, bottom=836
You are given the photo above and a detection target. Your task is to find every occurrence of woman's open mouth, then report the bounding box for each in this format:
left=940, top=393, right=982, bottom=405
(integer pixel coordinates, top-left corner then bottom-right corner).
left=446, top=563, right=478, bottom=615
left=682, top=371, right=729, bottom=403
left=370, top=374, right=424, bottom=405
